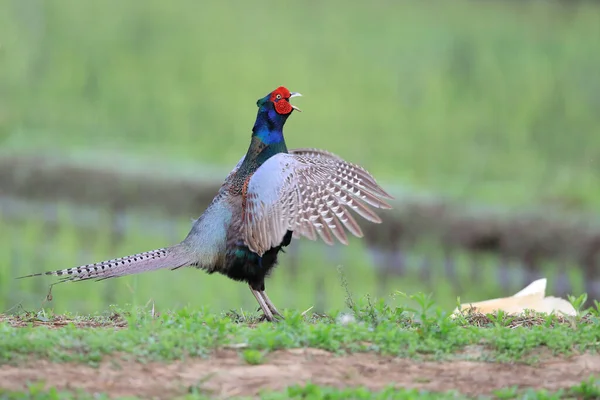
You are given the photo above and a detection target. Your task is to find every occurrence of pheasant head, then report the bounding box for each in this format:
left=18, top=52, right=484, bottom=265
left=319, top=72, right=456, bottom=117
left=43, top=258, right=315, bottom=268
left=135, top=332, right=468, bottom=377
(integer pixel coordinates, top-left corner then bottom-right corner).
left=252, top=86, right=302, bottom=145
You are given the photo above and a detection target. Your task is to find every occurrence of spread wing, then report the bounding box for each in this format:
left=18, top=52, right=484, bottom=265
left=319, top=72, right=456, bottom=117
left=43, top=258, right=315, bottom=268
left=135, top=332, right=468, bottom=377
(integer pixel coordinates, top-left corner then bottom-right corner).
left=241, top=150, right=394, bottom=256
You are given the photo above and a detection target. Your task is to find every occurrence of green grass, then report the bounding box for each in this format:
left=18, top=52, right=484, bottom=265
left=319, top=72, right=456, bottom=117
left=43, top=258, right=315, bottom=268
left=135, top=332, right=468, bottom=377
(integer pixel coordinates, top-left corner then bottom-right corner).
left=1, top=295, right=599, bottom=365
left=3, top=378, right=600, bottom=400
left=2, top=285, right=599, bottom=398
left=1, top=298, right=599, bottom=399
left=1, top=0, right=600, bottom=210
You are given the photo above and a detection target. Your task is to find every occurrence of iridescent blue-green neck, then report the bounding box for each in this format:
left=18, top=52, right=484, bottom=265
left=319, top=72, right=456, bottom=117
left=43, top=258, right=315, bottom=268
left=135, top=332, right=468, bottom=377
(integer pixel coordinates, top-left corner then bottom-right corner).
left=237, top=103, right=290, bottom=177
left=251, top=103, right=290, bottom=146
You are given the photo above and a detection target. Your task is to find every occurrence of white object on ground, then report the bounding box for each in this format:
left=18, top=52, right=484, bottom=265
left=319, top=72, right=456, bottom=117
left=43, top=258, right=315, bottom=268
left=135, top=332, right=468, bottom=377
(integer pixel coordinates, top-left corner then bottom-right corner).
left=451, top=278, right=576, bottom=317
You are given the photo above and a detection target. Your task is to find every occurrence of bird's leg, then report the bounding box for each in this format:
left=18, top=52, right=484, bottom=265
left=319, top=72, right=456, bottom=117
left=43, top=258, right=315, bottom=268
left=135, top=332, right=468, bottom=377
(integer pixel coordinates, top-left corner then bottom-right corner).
left=261, top=290, right=284, bottom=319
left=249, top=286, right=274, bottom=322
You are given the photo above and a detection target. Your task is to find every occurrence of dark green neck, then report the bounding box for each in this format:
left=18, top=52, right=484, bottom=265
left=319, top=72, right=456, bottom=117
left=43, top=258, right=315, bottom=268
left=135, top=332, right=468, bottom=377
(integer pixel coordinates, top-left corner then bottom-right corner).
left=237, top=136, right=288, bottom=179
left=236, top=105, right=290, bottom=178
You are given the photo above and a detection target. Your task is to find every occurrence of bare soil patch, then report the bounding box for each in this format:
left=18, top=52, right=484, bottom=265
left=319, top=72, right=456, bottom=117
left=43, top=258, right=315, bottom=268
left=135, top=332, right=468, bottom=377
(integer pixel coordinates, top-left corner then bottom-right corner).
left=1, top=349, right=599, bottom=398
left=0, top=313, right=128, bottom=329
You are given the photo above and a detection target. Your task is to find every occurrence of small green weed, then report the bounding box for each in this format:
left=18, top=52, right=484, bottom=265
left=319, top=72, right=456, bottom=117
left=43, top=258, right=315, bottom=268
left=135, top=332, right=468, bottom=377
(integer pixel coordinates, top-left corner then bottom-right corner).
left=567, top=375, right=600, bottom=399
left=241, top=349, right=265, bottom=365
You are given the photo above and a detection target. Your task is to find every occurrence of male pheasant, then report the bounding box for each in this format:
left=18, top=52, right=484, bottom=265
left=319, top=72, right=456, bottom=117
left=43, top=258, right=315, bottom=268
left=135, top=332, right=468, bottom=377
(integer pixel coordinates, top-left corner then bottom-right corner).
left=21, top=86, right=394, bottom=321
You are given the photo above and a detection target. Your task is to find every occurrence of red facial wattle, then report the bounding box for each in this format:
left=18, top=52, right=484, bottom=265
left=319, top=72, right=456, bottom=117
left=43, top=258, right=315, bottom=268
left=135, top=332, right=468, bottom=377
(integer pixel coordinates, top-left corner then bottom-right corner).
left=270, top=86, right=294, bottom=115
left=274, top=99, right=293, bottom=115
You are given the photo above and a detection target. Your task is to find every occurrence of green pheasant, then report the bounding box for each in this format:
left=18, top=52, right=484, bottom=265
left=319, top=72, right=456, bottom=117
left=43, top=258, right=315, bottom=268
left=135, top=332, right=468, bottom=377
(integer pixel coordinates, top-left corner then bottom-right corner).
left=21, top=86, right=394, bottom=321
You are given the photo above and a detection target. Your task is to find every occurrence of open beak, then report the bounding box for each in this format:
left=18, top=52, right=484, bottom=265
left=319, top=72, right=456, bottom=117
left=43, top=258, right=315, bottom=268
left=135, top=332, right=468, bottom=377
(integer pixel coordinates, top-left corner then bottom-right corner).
left=289, top=92, right=302, bottom=112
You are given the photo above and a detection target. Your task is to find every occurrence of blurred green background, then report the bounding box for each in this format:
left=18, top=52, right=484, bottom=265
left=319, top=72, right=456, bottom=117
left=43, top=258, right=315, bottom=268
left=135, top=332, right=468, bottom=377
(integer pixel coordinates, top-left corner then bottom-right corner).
left=1, top=0, right=600, bottom=316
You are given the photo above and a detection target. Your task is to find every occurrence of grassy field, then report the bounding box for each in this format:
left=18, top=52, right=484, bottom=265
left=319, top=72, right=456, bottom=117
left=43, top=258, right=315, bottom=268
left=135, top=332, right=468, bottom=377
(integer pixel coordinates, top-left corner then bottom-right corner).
left=2, top=3, right=600, bottom=396
left=1, top=0, right=599, bottom=315
left=1, top=296, right=599, bottom=398
left=1, top=0, right=600, bottom=209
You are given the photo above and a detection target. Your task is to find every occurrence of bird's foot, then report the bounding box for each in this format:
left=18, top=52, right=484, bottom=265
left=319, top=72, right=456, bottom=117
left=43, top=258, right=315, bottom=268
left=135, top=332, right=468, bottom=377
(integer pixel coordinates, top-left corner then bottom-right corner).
left=261, top=291, right=284, bottom=319
left=250, top=288, right=277, bottom=322
left=257, top=312, right=281, bottom=323
left=255, top=306, right=283, bottom=322
left=250, top=287, right=284, bottom=322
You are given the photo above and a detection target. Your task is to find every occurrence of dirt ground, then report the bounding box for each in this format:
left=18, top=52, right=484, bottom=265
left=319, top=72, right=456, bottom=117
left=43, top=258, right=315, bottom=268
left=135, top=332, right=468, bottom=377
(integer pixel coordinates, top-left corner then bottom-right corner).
left=1, top=348, right=599, bottom=399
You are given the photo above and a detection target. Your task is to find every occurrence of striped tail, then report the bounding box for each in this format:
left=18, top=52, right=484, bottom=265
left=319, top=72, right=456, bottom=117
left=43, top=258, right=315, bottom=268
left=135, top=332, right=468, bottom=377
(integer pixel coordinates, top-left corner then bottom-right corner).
left=18, top=244, right=193, bottom=283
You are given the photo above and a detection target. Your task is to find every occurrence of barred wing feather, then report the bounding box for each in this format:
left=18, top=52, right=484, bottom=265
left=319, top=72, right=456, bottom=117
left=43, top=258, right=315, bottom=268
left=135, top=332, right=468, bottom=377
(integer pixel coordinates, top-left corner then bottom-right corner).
left=242, top=151, right=393, bottom=256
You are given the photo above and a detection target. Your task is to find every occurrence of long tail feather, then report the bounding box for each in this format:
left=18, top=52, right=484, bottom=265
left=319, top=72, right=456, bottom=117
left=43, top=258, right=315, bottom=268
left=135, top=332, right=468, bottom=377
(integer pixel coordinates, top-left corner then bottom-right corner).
left=18, top=244, right=192, bottom=283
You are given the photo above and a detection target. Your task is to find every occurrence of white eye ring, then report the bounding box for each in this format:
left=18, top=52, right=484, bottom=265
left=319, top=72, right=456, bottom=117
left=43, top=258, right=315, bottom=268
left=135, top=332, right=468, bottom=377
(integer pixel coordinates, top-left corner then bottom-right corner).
left=276, top=94, right=282, bottom=100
